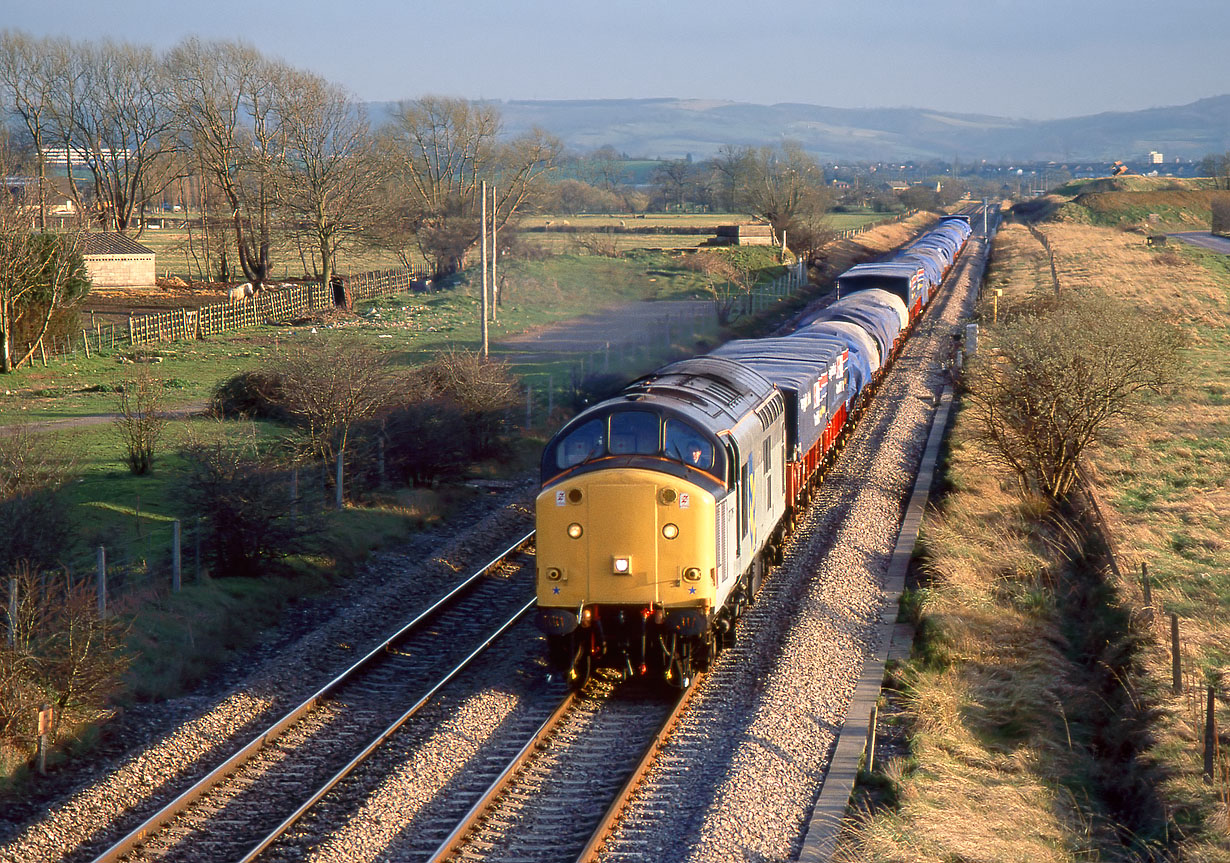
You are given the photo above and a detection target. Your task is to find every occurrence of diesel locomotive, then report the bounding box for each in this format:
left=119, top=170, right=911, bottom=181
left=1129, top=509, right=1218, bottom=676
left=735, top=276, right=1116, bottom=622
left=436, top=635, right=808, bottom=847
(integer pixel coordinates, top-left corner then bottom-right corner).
left=534, top=215, right=973, bottom=686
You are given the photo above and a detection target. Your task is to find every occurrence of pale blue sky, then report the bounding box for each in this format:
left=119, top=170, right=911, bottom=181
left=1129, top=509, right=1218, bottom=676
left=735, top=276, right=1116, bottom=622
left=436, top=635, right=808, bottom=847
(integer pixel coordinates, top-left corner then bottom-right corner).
left=5, top=0, right=1228, bottom=119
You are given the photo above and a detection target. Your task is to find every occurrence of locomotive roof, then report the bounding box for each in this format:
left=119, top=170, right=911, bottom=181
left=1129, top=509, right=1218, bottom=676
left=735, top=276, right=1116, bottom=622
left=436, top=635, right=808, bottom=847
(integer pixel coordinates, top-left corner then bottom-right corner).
left=555, top=355, right=779, bottom=440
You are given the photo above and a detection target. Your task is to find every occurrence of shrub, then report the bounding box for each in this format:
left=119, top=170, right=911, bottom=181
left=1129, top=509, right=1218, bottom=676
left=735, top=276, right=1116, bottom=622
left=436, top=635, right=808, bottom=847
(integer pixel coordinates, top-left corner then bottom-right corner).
left=114, top=370, right=168, bottom=474
left=209, top=369, right=288, bottom=420
left=415, top=349, right=519, bottom=460
left=381, top=400, right=471, bottom=487
left=179, top=426, right=310, bottom=578
left=0, top=564, right=129, bottom=751
left=0, top=426, right=73, bottom=571
left=273, top=338, right=395, bottom=464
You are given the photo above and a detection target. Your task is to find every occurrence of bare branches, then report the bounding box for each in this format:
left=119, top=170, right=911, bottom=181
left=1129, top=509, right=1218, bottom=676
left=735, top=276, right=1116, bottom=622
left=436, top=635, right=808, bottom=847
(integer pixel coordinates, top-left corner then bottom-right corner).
left=114, top=369, right=169, bottom=474
left=274, top=338, right=395, bottom=462
left=378, top=98, right=560, bottom=276
left=965, top=292, right=1185, bottom=500
left=277, top=70, right=380, bottom=290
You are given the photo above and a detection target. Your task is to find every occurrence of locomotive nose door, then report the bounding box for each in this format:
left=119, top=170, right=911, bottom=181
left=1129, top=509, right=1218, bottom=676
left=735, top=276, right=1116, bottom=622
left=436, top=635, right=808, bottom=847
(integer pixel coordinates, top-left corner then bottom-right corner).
left=588, top=482, right=659, bottom=605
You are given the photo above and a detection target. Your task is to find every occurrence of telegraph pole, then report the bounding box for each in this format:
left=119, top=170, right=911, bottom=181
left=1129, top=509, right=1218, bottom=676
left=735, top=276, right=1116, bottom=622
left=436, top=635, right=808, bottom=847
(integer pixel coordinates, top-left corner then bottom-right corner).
left=481, top=180, right=489, bottom=357
left=491, top=183, right=498, bottom=324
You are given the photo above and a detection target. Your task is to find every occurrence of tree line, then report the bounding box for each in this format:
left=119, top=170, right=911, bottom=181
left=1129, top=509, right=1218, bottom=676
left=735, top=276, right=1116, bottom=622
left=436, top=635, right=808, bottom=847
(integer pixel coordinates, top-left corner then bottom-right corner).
left=0, top=31, right=871, bottom=283
left=0, top=31, right=564, bottom=287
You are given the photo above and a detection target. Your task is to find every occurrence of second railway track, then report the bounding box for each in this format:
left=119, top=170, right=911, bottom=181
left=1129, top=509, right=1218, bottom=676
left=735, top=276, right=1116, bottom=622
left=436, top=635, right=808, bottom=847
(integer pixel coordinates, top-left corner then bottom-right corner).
left=87, top=532, right=538, bottom=863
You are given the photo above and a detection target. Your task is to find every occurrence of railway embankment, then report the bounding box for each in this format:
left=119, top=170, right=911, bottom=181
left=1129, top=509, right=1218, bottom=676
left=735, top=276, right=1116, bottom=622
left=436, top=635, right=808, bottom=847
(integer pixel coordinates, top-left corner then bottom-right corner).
left=838, top=214, right=1230, bottom=861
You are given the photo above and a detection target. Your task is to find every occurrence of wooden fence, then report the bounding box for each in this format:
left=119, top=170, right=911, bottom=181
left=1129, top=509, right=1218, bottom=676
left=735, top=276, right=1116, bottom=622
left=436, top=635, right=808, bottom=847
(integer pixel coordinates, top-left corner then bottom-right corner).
left=24, top=267, right=425, bottom=363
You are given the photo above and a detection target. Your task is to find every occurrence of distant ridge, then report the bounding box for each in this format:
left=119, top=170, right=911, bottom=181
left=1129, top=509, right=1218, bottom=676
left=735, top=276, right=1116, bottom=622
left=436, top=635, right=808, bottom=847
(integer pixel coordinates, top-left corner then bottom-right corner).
left=366, top=96, right=1230, bottom=162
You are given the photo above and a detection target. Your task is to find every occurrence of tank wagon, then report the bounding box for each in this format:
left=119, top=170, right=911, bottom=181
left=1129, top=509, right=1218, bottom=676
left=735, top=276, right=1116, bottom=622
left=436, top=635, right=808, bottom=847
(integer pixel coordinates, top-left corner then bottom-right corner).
left=535, top=216, right=972, bottom=686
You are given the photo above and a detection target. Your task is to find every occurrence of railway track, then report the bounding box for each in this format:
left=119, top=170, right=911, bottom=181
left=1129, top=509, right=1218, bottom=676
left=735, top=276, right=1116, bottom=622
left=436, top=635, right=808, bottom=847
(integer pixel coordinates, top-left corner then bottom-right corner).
left=86, top=531, right=537, bottom=863
left=424, top=677, right=698, bottom=863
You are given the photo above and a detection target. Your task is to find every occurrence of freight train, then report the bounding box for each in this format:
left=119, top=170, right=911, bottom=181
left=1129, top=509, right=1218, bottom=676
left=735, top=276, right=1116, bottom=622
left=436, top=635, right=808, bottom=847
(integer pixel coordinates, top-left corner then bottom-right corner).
left=534, top=214, right=974, bottom=686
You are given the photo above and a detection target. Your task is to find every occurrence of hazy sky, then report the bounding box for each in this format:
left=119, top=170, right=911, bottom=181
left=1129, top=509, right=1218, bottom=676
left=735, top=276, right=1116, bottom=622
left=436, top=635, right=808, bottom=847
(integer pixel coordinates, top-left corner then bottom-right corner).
left=6, top=0, right=1229, bottom=119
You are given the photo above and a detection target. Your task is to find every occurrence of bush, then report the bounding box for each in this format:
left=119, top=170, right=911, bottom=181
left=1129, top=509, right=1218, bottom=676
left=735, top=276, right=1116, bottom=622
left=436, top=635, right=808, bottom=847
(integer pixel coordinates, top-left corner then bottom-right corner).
left=209, top=369, right=288, bottom=420
left=114, top=370, right=168, bottom=474
left=415, top=349, right=519, bottom=460
left=179, top=426, right=310, bottom=578
left=0, top=564, right=129, bottom=751
left=0, top=426, right=73, bottom=571
left=381, top=400, right=471, bottom=487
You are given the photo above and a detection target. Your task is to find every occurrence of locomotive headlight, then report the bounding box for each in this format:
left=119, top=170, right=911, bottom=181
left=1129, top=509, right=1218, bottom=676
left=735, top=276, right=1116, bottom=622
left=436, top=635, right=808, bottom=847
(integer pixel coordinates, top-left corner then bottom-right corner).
left=683, top=567, right=703, bottom=582
left=567, top=523, right=583, bottom=539
left=545, top=567, right=563, bottom=581
left=662, top=523, right=679, bottom=540
left=613, top=556, right=631, bottom=575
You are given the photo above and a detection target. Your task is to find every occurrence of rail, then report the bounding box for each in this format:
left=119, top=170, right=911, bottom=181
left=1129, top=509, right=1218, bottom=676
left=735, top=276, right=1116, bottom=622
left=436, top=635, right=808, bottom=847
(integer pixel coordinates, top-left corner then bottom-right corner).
left=89, top=529, right=536, bottom=863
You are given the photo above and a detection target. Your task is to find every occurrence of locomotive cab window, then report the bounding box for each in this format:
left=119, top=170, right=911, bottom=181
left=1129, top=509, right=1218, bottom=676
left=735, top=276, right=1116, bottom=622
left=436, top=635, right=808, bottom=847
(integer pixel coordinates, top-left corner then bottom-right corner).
left=555, top=418, right=605, bottom=469
left=609, top=411, right=660, bottom=455
left=664, top=420, right=714, bottom=470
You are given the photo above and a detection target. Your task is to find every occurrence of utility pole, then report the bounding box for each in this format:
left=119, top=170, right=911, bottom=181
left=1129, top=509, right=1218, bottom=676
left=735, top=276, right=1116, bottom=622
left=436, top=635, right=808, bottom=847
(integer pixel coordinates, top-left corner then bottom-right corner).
left=491, top=183, right=498, bottom=324
left=481, top=180, right=489, bottom=357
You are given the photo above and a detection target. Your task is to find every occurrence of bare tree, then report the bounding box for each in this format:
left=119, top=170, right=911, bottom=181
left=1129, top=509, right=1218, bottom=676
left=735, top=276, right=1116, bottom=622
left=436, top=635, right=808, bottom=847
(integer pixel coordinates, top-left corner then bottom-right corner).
left=0, top=31, right=65, bottom=232
left=114, top=369, right=168, bottom=474
left=275, top=338, right=395, bottom=464
left=415, top=348, right=520, bottom=458
left=965, top=293, right=1184, bottom=500
left=684, top=251, right=761, bottom=325
left=378, top=97, right=560, bottom=276
left=1, top=564, right=129, bottom=746
left=738, top=143, right=833, bottom=244
left=48, top=39, right=178, bottom=234
left=652, top=158, right=695, bottom=210
left=1200, top=152, right=1230, bottom=191
left=168, top=37, right=287, bottom=287
left=710, top=144, right=755, bottom=213
left=278, top=70, right=379, bottom=292
left=179, top=424, right=308, bottom=578
left=0, top=133, right=91, bottom=372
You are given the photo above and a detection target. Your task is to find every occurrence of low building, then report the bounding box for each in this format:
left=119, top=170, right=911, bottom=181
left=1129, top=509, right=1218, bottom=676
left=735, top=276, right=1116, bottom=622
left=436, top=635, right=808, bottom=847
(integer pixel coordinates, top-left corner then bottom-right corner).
left=77, top=232, right=156, bottom=288
left=712, top=224, right=775, bottom=246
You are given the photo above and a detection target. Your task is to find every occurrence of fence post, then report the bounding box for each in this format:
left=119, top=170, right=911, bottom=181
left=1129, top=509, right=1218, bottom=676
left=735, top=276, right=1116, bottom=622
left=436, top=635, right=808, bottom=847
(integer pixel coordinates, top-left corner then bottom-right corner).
left=7, top=577, right=15, bottom=647
left=96, top=546, right=106, bottom=617
left=865, top=702, right=879, bottom=773
left=172, top=520, right=182, bottom=593
left=1141, top=562, right=1152, bottom=609
left=335, top=451, right=344, bottom=510
left=1204, top=684, right=1217, bottom=784
left=525, top=385, right=533, bottom=428
left=37, top=703, right=51, bottom=775
left=1172, top=613, right=1182, bottom=695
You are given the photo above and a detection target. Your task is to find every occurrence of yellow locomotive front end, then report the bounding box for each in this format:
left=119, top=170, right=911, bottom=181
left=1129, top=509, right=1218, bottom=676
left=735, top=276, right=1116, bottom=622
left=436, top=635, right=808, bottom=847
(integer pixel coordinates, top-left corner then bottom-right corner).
left=537, top=466, right=716, bottom=610
left=536, top=467, right=718, bottom=684
left=534, top=395, right=734, bottom=686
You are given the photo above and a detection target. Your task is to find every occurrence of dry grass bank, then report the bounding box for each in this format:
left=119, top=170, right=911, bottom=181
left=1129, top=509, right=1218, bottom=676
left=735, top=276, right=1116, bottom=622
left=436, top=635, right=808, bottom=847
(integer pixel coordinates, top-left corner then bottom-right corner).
left=841, top=217, right=1230, bottom=861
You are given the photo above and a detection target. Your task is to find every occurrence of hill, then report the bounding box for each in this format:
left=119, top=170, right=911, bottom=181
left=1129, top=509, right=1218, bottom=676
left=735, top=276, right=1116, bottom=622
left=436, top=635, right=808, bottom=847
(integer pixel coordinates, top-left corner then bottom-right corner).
left=367, top=96, right=1230, bottom=162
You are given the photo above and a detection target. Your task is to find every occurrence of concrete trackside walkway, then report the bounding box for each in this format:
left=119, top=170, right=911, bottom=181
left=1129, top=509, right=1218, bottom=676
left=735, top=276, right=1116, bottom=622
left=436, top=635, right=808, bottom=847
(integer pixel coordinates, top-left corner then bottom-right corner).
left=796, top=384, right=954, bottom=862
